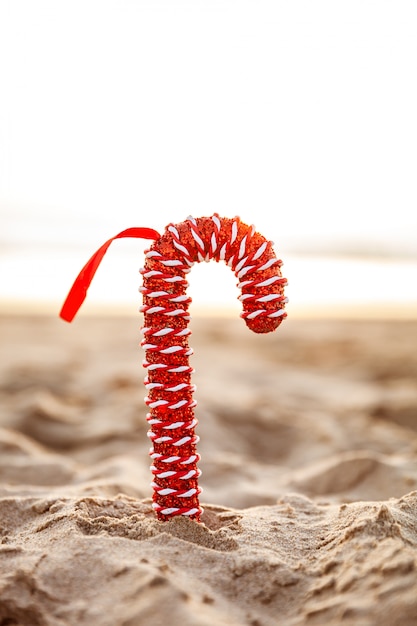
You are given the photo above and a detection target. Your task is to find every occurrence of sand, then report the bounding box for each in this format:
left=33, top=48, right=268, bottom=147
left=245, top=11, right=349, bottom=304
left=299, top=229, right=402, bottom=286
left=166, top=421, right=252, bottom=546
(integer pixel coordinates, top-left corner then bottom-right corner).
left=0, top=312, right=417, bottom=625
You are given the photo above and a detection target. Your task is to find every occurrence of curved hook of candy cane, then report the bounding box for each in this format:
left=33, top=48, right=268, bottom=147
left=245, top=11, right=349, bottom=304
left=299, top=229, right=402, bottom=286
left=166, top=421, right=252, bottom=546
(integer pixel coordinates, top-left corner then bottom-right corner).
left=59, top=227, right=160, bottom=323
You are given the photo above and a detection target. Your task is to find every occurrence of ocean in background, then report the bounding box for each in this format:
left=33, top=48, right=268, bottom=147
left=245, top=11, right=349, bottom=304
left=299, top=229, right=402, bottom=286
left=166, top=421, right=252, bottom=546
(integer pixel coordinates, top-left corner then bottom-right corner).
left=1, top=238, right=416, bottom=318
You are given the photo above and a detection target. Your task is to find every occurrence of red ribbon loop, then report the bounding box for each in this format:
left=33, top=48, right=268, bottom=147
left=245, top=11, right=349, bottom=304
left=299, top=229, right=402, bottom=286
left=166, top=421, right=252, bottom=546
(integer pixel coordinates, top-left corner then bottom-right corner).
left=59, top=227, right=160, bottom=323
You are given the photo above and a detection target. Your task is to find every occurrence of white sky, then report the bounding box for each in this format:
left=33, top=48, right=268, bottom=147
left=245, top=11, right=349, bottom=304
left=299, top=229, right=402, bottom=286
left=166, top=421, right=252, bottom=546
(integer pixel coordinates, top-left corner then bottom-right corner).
left=0, top=1, right=416, bottom=314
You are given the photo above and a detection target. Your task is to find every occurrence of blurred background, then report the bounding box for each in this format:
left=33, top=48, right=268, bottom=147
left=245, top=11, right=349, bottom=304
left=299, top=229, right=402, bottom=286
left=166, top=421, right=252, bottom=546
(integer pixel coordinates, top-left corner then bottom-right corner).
left=1, top=0, right=416, bottom=318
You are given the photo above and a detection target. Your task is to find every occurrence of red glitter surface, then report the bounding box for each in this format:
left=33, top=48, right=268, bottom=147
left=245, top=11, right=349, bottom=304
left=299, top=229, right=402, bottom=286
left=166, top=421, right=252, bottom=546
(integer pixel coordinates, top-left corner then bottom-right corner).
left=142, top=214, right=287, bottom=521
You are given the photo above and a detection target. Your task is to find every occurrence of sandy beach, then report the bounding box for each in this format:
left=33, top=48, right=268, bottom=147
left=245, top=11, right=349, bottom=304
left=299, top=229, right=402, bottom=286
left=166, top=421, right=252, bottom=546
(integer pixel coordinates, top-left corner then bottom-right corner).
left=0, top=312, right=417, bottom=625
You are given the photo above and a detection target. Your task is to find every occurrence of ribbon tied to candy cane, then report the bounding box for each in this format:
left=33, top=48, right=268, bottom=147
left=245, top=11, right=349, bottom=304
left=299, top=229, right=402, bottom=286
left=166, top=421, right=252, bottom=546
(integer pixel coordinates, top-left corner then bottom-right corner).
left=60, top=214, right=287, bottom=521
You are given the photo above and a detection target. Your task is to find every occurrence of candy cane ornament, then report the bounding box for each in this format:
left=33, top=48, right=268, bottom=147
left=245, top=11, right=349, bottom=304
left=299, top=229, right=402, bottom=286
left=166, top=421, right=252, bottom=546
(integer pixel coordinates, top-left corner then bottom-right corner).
left=60, top=214, right=287, bottom=522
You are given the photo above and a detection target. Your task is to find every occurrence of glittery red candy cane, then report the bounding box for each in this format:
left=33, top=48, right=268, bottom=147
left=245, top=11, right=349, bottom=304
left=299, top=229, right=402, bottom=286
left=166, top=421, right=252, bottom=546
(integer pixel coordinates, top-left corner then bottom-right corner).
left=59, top=215, right=287, bottom=522
left=140, top=215, right=287, bottom=521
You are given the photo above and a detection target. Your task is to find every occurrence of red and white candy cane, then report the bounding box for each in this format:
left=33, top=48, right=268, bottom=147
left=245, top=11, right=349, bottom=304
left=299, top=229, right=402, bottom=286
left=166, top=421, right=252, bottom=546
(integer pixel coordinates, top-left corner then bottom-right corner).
left=60, top=214, right=287, bottom=522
